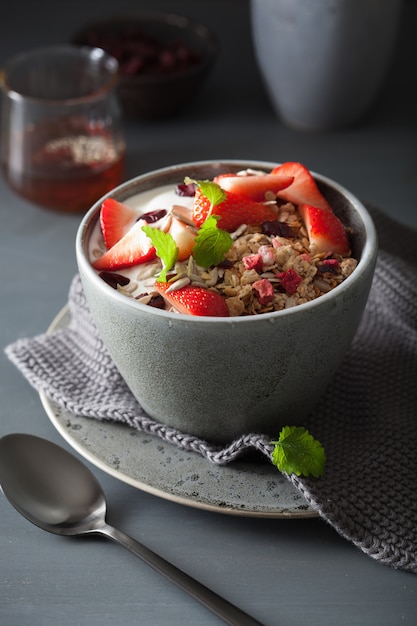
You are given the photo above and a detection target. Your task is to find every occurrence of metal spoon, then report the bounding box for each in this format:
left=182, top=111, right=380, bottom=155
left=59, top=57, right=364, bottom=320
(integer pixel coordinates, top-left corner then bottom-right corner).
left=0, top=433, right=263, bottom=626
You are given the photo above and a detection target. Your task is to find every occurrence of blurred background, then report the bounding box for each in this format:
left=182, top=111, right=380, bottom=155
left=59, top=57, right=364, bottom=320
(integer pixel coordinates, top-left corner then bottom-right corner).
left=1, top=0, right=415, bottom=228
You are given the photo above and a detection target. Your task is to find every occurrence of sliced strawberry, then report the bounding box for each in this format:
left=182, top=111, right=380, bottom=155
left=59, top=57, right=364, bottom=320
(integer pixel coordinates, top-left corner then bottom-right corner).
left=100, top=198, right=138, bottom=249
left=192, top=188, right=278, bottom=231
left=299, top=204, right=350, bottom=255
left=167, top=216, right=196, bottom=261
left=92, top=218, right=156, bottom=270
left=272, top=162, right=333, bottom=211
left=214, top=173, right=294, bottom=202
left=155, top=282, right=230, bottom=317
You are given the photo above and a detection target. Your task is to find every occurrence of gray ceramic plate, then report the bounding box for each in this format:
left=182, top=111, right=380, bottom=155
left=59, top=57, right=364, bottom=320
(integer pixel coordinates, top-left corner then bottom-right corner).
left=40, top=306, right=317, bottom=518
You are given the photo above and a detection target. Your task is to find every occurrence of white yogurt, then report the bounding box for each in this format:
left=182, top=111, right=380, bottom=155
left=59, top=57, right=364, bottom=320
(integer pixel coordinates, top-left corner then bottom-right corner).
left=89, top=184, right=195, bottom=298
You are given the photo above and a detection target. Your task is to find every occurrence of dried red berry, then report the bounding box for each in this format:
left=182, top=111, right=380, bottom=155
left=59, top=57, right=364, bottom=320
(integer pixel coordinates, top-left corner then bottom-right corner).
left=99, top=271, right=130, bottom=289
left=262, top=220, right=295, bottom=238
left=276, top=269, right=302, bottom=295
left=252, top=279, right=275, bottom=304
left=140, top=209, right=167, bottom=223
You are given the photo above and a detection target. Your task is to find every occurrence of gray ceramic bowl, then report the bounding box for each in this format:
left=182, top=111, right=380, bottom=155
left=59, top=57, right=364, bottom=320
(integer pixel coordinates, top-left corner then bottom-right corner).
left=76, top=160, right=378, bottom=443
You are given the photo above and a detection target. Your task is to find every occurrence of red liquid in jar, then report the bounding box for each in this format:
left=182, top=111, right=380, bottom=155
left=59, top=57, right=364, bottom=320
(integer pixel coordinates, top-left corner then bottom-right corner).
left=2, top=123, right=125, bottom=213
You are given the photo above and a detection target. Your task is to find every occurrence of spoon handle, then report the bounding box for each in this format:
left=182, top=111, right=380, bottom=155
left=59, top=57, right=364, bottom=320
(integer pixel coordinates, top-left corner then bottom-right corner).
left=98, top=523, right=264, bottom=626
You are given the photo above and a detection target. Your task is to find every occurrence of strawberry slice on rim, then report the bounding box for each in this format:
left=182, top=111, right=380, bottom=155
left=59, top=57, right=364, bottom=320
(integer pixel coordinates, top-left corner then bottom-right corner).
left=272, top=162, right=333, bottom=211
left=213, top=173, right=294, bottom=202
left=100, top=198, right=138, bottom=249
left=192, top=188, right=278, bottom=231
left=92, top=218, right=156, bottom=271
left=154, top=282, right=230, bottom=317
left=298, top=203, right=350, bottom=255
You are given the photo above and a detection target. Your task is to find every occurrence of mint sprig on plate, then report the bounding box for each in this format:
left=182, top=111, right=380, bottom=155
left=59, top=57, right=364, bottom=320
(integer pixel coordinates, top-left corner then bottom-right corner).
left=271, top=426, right=326, bottom=478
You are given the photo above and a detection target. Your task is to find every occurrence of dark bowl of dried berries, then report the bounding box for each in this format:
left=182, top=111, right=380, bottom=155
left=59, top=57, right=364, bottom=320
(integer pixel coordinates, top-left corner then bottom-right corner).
left=71, top=12, right=218, bottom=119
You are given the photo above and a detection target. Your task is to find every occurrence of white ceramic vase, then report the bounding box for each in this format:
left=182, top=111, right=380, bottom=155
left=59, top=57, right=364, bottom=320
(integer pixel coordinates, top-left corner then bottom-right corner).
left=251, top=0, right=402, bottom=131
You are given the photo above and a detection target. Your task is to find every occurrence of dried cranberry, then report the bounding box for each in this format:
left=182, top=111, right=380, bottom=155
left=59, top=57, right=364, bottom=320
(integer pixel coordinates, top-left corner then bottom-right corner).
left=140, top=209, right=167, bottom=223
left=147, top=294, right=166, bottom=309
left=318, top=259, right=340, bottom=274
left=261, top=220, right=295, bottom=238
left=99, top=272, right=130, bottom=289
left=217, top=258, right=234, bottom=269
left=175, top=182, right=196, bottom=197
left=276, top=269, right=302, bottom=295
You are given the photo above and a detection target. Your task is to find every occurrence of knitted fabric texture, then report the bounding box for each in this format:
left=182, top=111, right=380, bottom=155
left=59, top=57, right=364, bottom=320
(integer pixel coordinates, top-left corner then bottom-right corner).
left=5, top=207, right=417, bottom=575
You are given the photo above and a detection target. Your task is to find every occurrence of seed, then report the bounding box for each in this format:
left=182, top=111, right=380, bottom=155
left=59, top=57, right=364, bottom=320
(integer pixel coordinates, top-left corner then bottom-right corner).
left=118, top=281, right=138, bottom=294
left=313, top=279, right=332, bottom=293
left=190, top=279, right=207, bottom=288
left=172, top=205, right=197, bottom=228
left=231, top=224, right=248, bottom=240
left=204, top=267, right=219, bottom=287
left=168, top=271, right=187, bottom=283
left=166, top=276, right=191, bottom=292
left=188, top=272, right=204, bottom=283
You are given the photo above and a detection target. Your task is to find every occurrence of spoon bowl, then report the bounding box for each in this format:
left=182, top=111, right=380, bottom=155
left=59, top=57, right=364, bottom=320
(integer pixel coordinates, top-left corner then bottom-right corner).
left=0, top=433, right=263, bottom=626
left=0, top=433, right=105, bottom=533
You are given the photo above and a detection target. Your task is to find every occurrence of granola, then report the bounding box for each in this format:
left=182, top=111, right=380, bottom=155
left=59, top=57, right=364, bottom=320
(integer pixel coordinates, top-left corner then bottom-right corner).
left=94, top=199, right=357, bottom=316
left=162, top=202, right=357, bottom=316
left=91, top=164, right=358, bottom=317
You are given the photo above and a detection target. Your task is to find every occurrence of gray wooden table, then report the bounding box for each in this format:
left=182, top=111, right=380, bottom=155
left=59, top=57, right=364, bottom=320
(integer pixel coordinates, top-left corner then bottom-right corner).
left=1, top=1, right=417, bottom=625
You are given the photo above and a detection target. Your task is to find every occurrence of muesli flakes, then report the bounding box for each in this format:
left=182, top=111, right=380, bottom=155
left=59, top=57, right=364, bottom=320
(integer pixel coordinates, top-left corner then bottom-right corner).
left=98, top=199, right=357, bottom=316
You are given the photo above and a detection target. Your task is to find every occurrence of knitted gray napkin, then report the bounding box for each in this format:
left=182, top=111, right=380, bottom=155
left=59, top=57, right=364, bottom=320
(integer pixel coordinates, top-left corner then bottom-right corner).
left=5, top=207, right=417, bottom=575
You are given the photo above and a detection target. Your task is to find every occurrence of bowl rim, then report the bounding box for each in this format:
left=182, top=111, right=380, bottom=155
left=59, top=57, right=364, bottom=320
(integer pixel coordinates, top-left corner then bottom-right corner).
left=76, top=159, right=378, bottom=324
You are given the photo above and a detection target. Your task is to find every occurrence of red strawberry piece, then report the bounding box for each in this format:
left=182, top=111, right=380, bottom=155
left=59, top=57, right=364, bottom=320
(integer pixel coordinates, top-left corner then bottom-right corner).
left=100, top=198, right=138, bottom=249
left=213, top=173, right=294, bottom=202
left=192, top=187, right=278, bottom=231
left=271, top=162, right=333, bottom=211
left=92, top=218, right=156, bottom=271
left=154, top=282, right=230, bottom=317
left=298, top=203, right=350, bottom=255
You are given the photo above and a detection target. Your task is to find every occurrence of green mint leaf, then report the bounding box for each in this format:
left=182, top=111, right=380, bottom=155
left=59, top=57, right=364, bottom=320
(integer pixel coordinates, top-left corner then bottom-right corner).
left=271, top=426, right=326, bottom=478
left=141, top=224, right=178, bottom=282
left=192, top=215, right=233, bottom=268
left=184, top=177, right=226, bottom=207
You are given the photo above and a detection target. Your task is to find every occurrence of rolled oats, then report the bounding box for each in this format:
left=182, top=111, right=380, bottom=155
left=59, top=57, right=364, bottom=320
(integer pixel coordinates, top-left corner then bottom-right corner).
left=98, top=198, right=358, bottom=316
left=192, top=201, right=358, bottom=316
